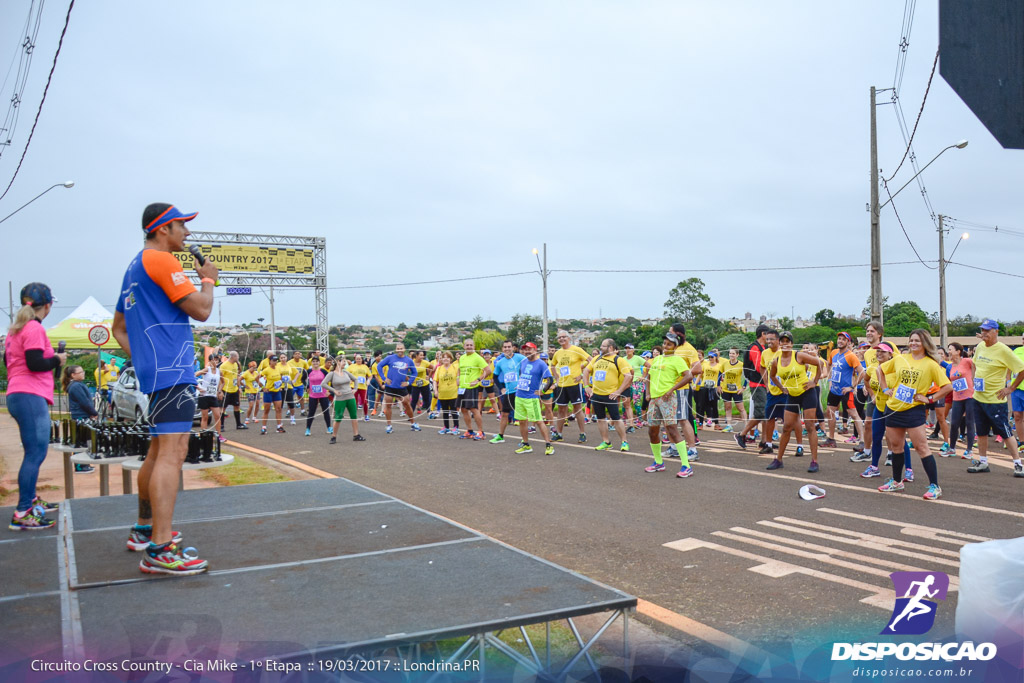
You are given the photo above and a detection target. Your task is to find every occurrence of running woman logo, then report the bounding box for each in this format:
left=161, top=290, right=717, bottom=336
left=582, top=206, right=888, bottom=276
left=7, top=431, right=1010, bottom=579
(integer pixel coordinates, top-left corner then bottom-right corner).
left=882, top=571, right=949, bottom=635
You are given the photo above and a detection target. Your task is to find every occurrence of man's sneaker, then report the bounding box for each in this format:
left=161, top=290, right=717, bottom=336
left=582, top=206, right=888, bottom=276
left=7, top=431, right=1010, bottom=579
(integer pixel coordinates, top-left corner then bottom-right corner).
left=577, top=433, right=587, bottom=444
left=127, top=526, right=182, bottom=552
left=878, top=478, right=905, bottom=493
left=32, top=496, right=58, bottom=512
left=290, top=417, right=296, bottom=425
left=330, top=436, right=337, bottom=444
left=276, top=426, right=286, bottom=434
left=1013, top=463, right=1024, bottom=478
left=676, top=466, right=694, bottom=478
left=967, top=460, right=990, bottom=473
left=849, top=450, right=870, bottom=463
left=411, top=424, right=422, bottom=432
left=74, top=464, right=96, bottom=473
left=766, top=459, right=783, bottom=470
left=514, top=442, right=533, bottom=454
left=816, top=428, right=826, bottom=438
left=237, top=424, right=249, bottom=430
left=550, top=432, right=564, bottom=442
left=261, top=426, right=267, bottom=435
left=620, top=442, right=630, bottom=452
left=140, top=542, right=208, bottom=576
left=385, top=425, right=393, bottom=434
left=300, top=409, right=307, bottom=417
left=626, top=426, right=636, bottom=434
left=304, top=428, right=311, bottom=436
left=807, top=461, right=819, bottom=473
left=9, top=507, right=55, bottom=531
left=758, top=444, right=773, bottom=455
left=795, top=446, right=804, bottom=457
left=861, top=465, right=881, bottom=478
left=734, top=434, right=747, bottom=450
left=884, top=454, right=892, bottom=467
left=940, top=447, right=956, bottom=458
left=544, top=444, right=554, bottom=456
left=489, top=434, right=505, bottom=444
left=665, top=445, right=679, bottom=458
left=472, top=432, right=485, bottom=441
left=940, top=443, right=951, bottom=454
left=722, top=425, right=733, bottom=433
left=353, top=434, right=366, bottom=442
left=904, top=467, right=915, bottom=482
left=822, top=438, right=837, bottom=448
left=645, top=462, right=665, bottom=473
left=595, top=441, right=612, bottom=451
left=772, top=430, right=779, bottom=441
left=458, top=430, right=471, bottom=439
left=923, top=483, right=942, bottom=500
left=687, top=448, right=699, bottom=461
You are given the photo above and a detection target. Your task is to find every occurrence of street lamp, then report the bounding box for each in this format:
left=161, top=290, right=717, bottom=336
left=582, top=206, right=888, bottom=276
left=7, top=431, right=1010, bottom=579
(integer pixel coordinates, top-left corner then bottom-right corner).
left=868, top=126, right=967, bottom=325
left=937, top=214, right=969, bottom=348
left=532, top=245, right=549, bottom=351
left=0, top=180, right=75, bottom=225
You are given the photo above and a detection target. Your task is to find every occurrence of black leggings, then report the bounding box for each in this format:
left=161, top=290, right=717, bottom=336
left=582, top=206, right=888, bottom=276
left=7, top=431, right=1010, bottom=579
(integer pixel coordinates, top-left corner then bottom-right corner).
left=439, top=398, right=459, bottom=429
left=410, top=386, right=432, bottom=413
left=306, top=397, right=332, bottom=429
left=949, top=398, right=976, bottom=451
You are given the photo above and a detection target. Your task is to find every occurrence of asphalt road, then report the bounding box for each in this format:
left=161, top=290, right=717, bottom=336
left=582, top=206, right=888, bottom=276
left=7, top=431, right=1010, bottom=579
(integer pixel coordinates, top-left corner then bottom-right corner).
left=224, top=409, right=1023, bottom=653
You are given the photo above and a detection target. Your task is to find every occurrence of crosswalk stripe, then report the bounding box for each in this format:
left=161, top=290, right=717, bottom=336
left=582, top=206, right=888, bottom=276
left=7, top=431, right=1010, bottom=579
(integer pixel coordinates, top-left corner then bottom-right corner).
left=816, top=508, right=994, bottom=543
left=762, top=518, right=961, bottom=562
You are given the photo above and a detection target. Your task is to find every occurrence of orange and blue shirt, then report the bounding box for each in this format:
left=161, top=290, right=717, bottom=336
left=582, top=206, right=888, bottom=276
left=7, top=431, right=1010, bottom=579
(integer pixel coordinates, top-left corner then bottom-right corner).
left=116, top=249, right=198, bottom=394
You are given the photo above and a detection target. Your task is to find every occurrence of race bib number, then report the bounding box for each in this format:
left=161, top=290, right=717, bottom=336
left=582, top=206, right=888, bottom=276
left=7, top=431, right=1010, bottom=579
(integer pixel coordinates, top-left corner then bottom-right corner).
left=594, top=370, right=607, bottom=382
left=559, top=366, right=570, bottom=377
left=504, top=371, right=517, bottom=383
left=830, top=368, right=842, bottom=383
left=311, top=385, right=322, bottom=394
left=458, top=388, right=466, bottom=395
left=893, top=384, right=916, bottom=403
left=952, top=377, right=969, bottom=393
left=482, top=379, right=492, bottom=386
left=517, top=376, right=532, bottom=392
left=357, top=377, right=366, bottom=385
left=973, top=377, right=985, bottom=392
left=273, top=380, right=282, bottom=390
left=726, top=383, right=738, bottom=392
left=704, top=380, right=715, bottom=388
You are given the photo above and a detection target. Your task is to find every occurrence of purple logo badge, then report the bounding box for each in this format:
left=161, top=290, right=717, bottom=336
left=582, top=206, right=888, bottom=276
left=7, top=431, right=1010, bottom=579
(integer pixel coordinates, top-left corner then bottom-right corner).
left=882, top=571, right=949, bottom=635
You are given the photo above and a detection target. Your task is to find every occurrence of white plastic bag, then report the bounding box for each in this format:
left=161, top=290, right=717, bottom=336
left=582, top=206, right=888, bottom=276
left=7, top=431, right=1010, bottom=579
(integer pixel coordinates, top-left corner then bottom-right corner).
left=956, top=536, right=1024, bottom=668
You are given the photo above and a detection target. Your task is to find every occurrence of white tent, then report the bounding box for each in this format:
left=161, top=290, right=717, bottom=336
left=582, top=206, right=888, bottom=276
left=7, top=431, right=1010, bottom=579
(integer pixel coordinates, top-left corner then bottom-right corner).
left=47, top=296, right=122, bottom=350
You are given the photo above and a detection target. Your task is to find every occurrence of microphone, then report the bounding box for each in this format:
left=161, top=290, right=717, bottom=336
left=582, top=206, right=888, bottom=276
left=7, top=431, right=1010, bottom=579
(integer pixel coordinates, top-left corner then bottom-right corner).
left=57, top=341, right=66, bottom=353
left=188, top=244, right=206, bottom=265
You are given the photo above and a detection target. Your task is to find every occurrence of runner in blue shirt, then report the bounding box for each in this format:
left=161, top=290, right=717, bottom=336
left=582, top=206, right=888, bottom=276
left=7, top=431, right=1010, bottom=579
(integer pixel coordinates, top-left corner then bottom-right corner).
left=489, top=340, right=527, bottom=443
left=512, top=343, right=555, bottom=455
left=375, top=343, right=422, bottom=433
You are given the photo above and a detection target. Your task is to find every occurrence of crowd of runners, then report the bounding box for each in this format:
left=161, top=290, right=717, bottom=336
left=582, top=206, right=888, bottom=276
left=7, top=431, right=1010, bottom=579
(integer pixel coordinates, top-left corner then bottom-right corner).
left=207, top=320, right=1024, bottom=501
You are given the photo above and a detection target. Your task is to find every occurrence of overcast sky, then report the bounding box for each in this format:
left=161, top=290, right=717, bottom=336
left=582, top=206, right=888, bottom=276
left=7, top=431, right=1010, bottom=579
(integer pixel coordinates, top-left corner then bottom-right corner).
left=1, top=1, right=1020, bottom=328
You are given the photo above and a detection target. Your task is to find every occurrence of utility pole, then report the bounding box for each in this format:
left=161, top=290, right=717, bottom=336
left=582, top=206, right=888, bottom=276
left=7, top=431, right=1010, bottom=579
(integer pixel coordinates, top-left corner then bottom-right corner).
left=869, top=86, right=883, bottom=326
left=541, top=244, right=549, bottom=351
left=218, top=300, right=222, bottom=328
left=938, top=214, right=948, bottom=348
left=269, top=285, right=277, bottom=353
left=8, top=281, right=13, bottom=325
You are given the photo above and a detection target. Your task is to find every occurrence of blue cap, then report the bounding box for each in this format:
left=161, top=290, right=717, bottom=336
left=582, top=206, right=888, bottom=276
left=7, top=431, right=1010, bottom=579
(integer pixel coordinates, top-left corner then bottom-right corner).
left=641, top=351, right=652, bottom=359
left=482, top=349, right=492, bottom=355
left=979, top=319, right=999, bottom=330
left=539, top=352, right=549, bottom=360
left=143, top=203, right=198, bottom=234
left=20, top=282, right=54, bottom=307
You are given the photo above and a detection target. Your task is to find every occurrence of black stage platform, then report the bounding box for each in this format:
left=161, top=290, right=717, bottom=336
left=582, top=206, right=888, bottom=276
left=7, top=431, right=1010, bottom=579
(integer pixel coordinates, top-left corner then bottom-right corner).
left=1, top=478, right=635, bottom=680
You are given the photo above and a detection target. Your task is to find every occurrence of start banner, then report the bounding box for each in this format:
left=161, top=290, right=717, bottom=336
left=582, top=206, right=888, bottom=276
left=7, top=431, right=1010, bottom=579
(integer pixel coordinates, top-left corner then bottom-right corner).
left=174, top=245, right=314, bottom=274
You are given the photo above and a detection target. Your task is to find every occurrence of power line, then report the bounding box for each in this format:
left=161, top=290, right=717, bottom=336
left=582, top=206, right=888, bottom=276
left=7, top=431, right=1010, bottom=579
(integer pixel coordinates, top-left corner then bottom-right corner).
left=0, top=0, right=45, bottom=159
left=891, top=0, right=916, bottom=94
left=0, top=0, right=74, bottom=204
left=948, top=261, right=1024, bottom=280
left=551, top=261, right=930, bottom=274
left=881, top=177, right=937, bottom=269
left=944, top=217, right=1024, bottom=238
left=326, top=271, right=535, bottom=290
left=884, top=46, right=939, bottom=184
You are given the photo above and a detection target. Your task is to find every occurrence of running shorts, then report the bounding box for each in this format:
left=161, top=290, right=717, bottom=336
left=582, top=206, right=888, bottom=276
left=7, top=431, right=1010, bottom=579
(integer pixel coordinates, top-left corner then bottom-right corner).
left=974, top=400, right=1013, bottom=439
left=514, top=397, right=542, bottom=423
left=148, top=383, right=197, bottom=435
left=554, top=385, right=584, bottom=406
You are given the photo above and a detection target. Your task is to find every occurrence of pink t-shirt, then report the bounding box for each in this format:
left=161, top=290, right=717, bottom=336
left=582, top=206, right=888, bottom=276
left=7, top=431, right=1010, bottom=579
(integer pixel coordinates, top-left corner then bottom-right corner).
left=950, top=358, right=974, bottom=401
left=5, top=319, right=56, bottom=404
left=307, top=369, right=328, bottom=399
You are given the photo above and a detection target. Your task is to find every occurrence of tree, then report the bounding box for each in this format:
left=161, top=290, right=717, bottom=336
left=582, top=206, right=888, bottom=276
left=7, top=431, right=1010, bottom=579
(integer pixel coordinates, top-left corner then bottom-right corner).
left=777, top=316, right=794, bottom=332
left=471, top=315, right=485, bottom=331
left=883, top=300, right=931, bottom=337
left=813, top=308, right=837, bottom=328
left=664, top=278, right=714, bottom=322
left=711, top=332, right=753, bottom=353
left=397, top=322, right=407, bottom=331
left=473, top=329, right=505, bottom=351
left=506, top=313, right=543, bottom=347
left=402, top=329, right=425, bottom=348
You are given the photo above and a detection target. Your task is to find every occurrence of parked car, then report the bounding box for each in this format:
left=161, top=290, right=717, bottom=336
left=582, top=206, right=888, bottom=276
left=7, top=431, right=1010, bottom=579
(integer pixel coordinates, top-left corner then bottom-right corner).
left=110, top=367, right=200, bottom=423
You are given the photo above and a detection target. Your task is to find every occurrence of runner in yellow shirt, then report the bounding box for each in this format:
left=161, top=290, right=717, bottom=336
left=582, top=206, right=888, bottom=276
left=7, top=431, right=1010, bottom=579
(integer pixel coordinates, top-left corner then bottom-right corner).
left=719, top=348, right=747, bottom=431
left=239, top=361, right=261, bottom=425
left=669, top=322, right=702, bottom=460
left=697, top=350, right=722, bottom=428
left=347, top=354, right=373, bottom=421
left=966, top=319, right=1024, bottom=476
left=432, top=351, right=461, bottom=434
left=550, top=330, right=591, bottom=443
left=218, top=351, right=246, bottom=431
left=258, top=355, right=287, bottom=434
left=581, top=339, right=634, bottom=452
left=758, top=329, right=783, bottom=456
left=766, top=331, right=821, bottom=472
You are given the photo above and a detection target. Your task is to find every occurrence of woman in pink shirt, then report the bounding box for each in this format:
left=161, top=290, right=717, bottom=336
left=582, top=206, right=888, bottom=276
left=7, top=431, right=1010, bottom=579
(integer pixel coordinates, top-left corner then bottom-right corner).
left=4, top=283, right=67, bottom=530
left=945, top=342, right=975, bottom=459
left=304, top=356, right=333, bottom=436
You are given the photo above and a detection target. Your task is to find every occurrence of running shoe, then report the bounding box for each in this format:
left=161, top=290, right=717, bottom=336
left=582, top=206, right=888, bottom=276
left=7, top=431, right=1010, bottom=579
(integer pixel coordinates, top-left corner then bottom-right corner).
left=237, top=424, right=248, bottom=430
left=353, top=435, right=366, bottom=442
left=722, top=425, right=733, bottom=433
left=276, top=426, right=286, bottom=434
left=966, top=460, right=990, bottom=473
left=877, top=478, right=905, bottom=493
left=665, top=445, right=678, bottom=458
left=1013, top=463, right=1024, bottom=478
left=904, top=467, right=915, bottom=482
left=758, top=444, right=774, bottom=455
left=734, top=434, right=747, bottom=450
left=849, top=450, right=870, bottom=463
left=860, top=465, right=881, bottom=478
left=772, top=430, right=779, bottom=441
left=489, top=434, right=505, bottom=443
left=527, top=426, right=537, bottom=433
left=795, top=446, right=804, bottom=457
left=514, top=442, right=533, bottom=454
left=364, top=415, right=370, bottom=422
left=74, top=464, right=95, bottom=473
left=595, top=441, right=612, bottom=451
left=816, top=428, right=827, bottom=438
left=127, top=526, right=182, bottom=552
left=438, top=428, right=449, bottom=435
left=550, top=432, right=564, bottom=442
left=140, top=542, right=208, bottom=576
left=577, top=433, right=587, bottom=444
left=428, top=412, right=438, bottom=420
left=385, top=425, right=393, bottom=434
left=218, top=435, right=227, bottom=443
left=822, top=438, right=837, bottom=448
left=940, top=447, right=956, bottom=458
left=620, top=442, right=630, bottom=452
left=452, top=429, right=464, bottom=437
left=370, top=409, right=377, bottom=416
left=300, top=409, right=307, bottom=417
left=304, top=428, right=311, bottom=436
left=544, top=444, right=554, bottom=456
left=940, top=443, right=951, bottom=454
left=923, top=484, right=942, bottom=500
left=330, top=436, right=337, bottom=444
left=766, top=459, right=783, bottom=470
left=807, top=461, right=819, bottom=473
left=411, top=424, right=422, bottom=432
left=645, top=462, right=665, bottom=473
left=290, top=417, right=296, bottom=425
left=844, top=436, right=859, bottom=444
left=960, top=449, right=973, bottom=459
left=32, top=496, right=59, bottom=512
left=261, top=426, right=267, bottom=435
left=327, top=426, right=333, bottom=435
left=626, top=426, right=636, bottom=434
left=687, top=448, right=699, bottom=461
left=472, top=432, right=485, bottom=441
left=676, top=466, right=694, bottom=478
left=884, top=454, right=892, bottom=467
left=8, top=507, right=55, bottom=531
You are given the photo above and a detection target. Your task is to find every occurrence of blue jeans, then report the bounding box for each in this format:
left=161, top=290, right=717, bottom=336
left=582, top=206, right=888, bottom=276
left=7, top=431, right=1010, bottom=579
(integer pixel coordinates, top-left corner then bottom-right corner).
left=367, top=378, right=380, bottom=409
left=870, top=405, right=911, bottom=468
left=7, top=392, right=52, bottom=512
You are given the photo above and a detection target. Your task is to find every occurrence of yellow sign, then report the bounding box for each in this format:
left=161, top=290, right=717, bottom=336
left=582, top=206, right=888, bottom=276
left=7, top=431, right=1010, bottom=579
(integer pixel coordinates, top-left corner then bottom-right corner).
left=173, top=245, right=314, bottom=274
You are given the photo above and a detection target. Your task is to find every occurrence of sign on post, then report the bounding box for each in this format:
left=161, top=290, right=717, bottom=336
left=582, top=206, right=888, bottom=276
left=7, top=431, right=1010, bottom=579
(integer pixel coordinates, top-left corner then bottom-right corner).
left=88, top=325, right=110, bottom=347
left=226, top=287, right=252, bottom=296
